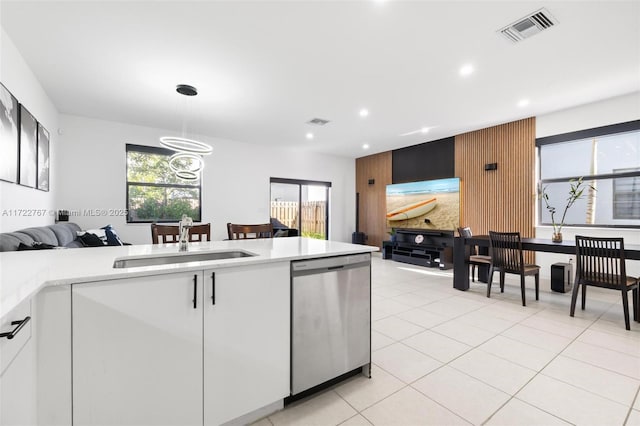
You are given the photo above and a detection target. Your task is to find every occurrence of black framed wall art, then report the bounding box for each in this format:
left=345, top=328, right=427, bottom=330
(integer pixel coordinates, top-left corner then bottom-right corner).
left=19, top=104, right=38, bottom=188
left=37, top=123, right=50, bottom=191
left=0, top=83, right=19, bottom=183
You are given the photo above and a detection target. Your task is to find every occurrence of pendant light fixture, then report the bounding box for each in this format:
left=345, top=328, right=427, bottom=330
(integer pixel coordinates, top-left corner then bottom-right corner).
left=160, top=84, right=213, bottom=181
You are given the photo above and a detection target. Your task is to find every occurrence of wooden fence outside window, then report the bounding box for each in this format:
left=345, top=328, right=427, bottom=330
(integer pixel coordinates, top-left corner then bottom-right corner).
left=270, top=201, right=326, bottom=238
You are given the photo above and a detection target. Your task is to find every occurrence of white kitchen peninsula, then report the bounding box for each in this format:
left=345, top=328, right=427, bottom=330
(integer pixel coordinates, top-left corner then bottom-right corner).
left=0, top=237, right=377, bottom=426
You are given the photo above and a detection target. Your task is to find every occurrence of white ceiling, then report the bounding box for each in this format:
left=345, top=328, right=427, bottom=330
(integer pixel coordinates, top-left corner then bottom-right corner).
left=2, top=0, right=639, bottom=158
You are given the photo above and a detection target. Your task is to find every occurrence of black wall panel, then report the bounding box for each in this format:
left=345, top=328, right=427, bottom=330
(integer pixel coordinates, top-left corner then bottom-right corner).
left=392, top=137, right=455, bottom=183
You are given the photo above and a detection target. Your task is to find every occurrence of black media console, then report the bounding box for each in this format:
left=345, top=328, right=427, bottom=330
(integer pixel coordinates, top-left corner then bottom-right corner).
left=391, top=229, right=454, bottom=269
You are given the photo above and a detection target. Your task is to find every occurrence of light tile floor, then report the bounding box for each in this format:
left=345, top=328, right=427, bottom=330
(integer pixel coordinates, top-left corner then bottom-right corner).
left=255, top=254, right=640, bottom=426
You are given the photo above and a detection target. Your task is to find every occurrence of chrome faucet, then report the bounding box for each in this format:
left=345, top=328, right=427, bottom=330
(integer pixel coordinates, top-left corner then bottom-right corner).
left=178, top=214, right=193, bottom=252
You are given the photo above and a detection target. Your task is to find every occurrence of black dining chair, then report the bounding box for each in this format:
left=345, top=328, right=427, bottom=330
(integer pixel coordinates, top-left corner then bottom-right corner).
left=571, top=235, right=639, bottom=330
left=151, top=223, right=210, bottom=244
left=227, top=223, right=274, bottom=240
left=488, top=231, right=540, bottom=306
left=458, top=227, right=492, bottom=282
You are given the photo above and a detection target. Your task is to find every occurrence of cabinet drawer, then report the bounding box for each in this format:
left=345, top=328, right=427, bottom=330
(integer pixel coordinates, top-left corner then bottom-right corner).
left=0, top=299, right=32, bottom=376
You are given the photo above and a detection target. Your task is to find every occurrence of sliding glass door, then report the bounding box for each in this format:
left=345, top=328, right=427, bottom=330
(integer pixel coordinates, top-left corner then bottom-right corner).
left=270, top=181, right=300, bottom=230
left=270, top=178, right=330, bottom=240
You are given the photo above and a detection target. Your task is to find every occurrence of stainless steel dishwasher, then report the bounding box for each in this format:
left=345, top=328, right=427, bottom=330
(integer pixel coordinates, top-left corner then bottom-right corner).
left=291, top=253, right=371, bottom=396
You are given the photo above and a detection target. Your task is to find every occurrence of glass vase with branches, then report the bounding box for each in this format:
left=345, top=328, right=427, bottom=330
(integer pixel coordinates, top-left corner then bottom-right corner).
left=540, top=177, right=595, bottom=242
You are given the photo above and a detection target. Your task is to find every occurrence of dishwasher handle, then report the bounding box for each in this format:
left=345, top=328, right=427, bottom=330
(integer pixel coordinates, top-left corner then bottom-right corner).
left=292, top=260, right=370, bottom=277
left=292, top=253, right=371, bottom=274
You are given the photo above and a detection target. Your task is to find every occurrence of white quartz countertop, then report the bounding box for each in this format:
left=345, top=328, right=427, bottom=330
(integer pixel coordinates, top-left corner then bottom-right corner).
left=0, top=237, right=378, bottom=322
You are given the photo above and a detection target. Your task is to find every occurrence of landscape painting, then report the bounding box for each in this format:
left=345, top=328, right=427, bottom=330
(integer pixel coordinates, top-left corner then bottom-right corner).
left=386, top=177, right=460, bottom=231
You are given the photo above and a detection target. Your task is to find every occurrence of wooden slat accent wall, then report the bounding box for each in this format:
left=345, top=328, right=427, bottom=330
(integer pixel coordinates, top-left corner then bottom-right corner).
left=455, top=117, right=536, bottom=262
left=355, top=151, right=392, bottom=248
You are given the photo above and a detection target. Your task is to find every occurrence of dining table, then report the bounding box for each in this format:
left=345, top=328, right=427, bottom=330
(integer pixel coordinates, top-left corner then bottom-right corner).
left=453, top=235, right=640, bottom=291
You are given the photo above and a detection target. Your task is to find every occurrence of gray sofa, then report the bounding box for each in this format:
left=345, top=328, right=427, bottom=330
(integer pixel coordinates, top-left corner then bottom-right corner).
left=0, top=223, right=84, bottom=252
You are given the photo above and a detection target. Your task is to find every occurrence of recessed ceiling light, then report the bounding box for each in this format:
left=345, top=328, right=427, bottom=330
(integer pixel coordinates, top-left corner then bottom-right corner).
left=459, top=64, right=474, bottom=77
left=400, top=126, right=435, bottom=137
left=517, top=98, right=530, bottom=107
left=362, top=144, right=370, bottom=150
left=359, top=109, right=369, bottom=117
left=306, top=132, right=314, bottom=140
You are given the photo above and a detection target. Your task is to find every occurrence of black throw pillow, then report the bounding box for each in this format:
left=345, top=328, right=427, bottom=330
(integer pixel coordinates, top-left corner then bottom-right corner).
left=78, top=233, right=106, bottom=247
left=18, top=242, right=57, bottom=251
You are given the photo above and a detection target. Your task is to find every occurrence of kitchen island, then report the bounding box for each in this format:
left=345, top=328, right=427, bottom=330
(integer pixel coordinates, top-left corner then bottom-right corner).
left=0, top=237, right=377, bottom=426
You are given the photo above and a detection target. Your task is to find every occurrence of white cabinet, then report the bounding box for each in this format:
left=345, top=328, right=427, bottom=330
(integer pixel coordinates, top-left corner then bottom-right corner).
left=203, top=262, right=290, bottom=425
left=72, top=272, right=204, bottom=426
left=0, top=299, right=36, bottom=426
left=71, top=262, right=291, bottom=425
left=35, top=285, right=72, bottom=426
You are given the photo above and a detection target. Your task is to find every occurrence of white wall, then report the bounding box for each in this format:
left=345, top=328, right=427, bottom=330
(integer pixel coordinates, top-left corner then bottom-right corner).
left=0, top=29, right=59, bottom=232
left=536, top=92, right=640, bottom=138
left=56, top=114, right=355, bottom=244
left=535, top=92, right=640, bottom=280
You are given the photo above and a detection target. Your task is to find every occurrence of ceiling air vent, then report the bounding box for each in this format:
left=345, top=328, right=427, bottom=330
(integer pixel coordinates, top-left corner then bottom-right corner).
left=499, top=8, right=557, bottom=43
left=307, top=118, right=331, bottom=126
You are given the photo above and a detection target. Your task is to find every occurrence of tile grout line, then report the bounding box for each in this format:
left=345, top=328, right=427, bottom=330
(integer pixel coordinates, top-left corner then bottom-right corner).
left=515, top=318, right=592, bottom=340
left=428, top=322, right=497, bottom=347
left=537, top=369, right=638, bottom=407
left=372, top=289, right=492, bottom=341
left=481, top=397, right=577, bottom=426
left=388, top=260, right=640, bottom=420
left=347, top=384, right=409, bottom=425
left=373, top=312, right=520, bottom=424
left=623, top=385, right=640, bottom=426
left=329, top=388, right=366, bottom=425
left=272, top=259, right=637, bottom=426
left=556, top=341, right=640, bottom=381
left=481, top=305, right=615, bottom=425
left=336, top=412, right=371, bottom=426
left=375, top=289, right=546, bottom=398
left=412, top=276, right=566, bottom=422
left=360, top=362, right=471, bottom=425
left=405, top=385, right=476, bottom=426
left=404, top=306, right=545, bottom=419
left=571, top=330, right=640, bottom=357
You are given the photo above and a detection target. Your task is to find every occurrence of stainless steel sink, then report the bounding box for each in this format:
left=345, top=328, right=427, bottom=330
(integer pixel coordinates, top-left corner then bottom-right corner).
left=113, top=250, right=256, bottom=268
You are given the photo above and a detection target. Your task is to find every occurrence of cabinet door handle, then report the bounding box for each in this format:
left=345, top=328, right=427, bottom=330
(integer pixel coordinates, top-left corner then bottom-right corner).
left=0, top=316, right=31, bottom=340
left=211, top=272, right=216, bottom=305
left=193, top=275, right=198, bottom=309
